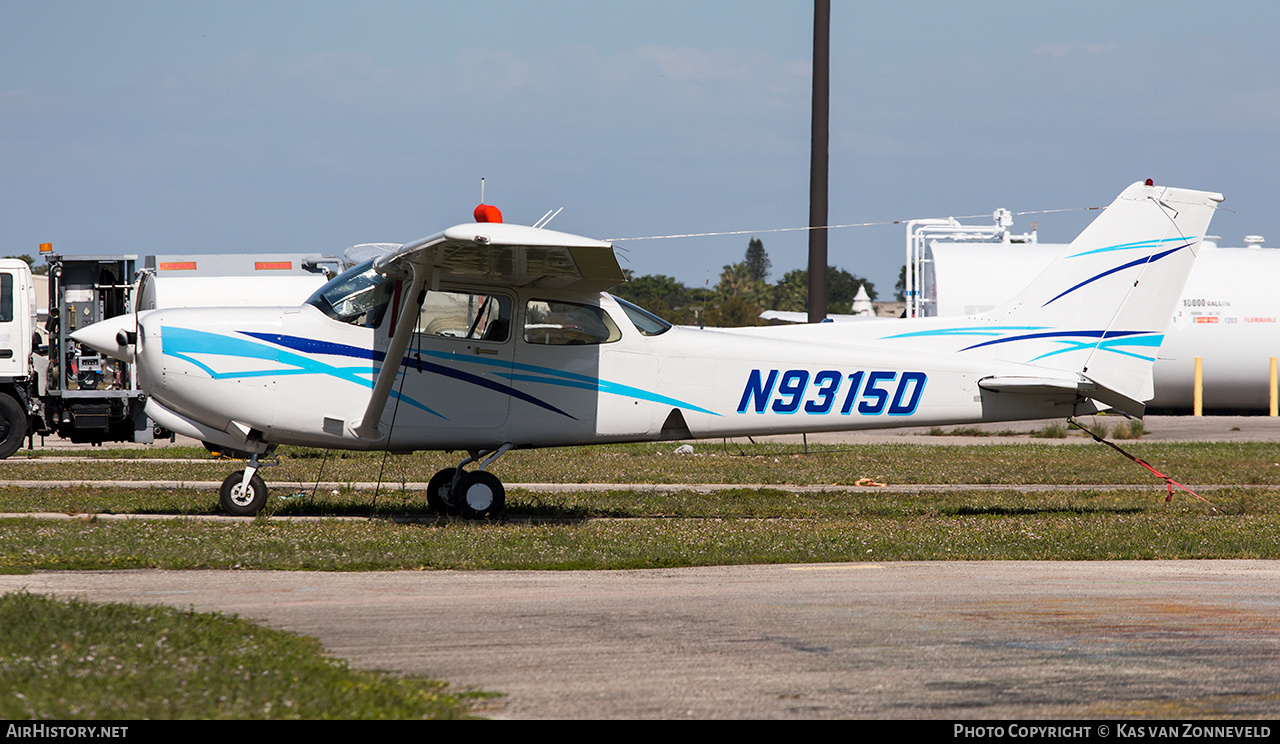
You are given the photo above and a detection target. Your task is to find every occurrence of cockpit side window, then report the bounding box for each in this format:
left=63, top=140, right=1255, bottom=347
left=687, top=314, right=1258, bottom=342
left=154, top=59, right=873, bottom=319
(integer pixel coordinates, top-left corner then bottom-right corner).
left=307, top=259, right=395, bottom=328
left=524, top=299, right=622, bottom=345
left=417, top=290, right=512, bottom=343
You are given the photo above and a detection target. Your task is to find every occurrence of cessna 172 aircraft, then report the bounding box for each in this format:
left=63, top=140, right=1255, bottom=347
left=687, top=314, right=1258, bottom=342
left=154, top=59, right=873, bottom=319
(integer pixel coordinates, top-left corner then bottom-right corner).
left=73, top=181, right=1220, bottom=518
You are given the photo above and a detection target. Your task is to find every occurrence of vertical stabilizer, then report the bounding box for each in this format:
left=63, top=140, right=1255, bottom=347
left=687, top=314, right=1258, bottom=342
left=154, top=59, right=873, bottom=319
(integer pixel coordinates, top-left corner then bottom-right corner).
left=978, top=182, right=1222, bottom=409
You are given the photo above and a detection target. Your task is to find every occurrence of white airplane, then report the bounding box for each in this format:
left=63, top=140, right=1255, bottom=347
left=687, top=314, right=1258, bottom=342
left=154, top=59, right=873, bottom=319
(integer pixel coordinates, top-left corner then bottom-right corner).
left=73, top=181, right=1221, bottom=518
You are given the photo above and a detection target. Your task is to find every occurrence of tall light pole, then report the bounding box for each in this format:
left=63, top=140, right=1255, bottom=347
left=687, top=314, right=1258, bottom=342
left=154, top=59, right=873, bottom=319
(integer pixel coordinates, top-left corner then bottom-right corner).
left=807, top=0, right=830, bottom=324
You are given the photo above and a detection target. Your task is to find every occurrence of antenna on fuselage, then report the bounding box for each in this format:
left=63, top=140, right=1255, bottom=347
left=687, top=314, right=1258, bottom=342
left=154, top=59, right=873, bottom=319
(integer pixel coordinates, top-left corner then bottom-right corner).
left=533, top=207, right=563, bottom=229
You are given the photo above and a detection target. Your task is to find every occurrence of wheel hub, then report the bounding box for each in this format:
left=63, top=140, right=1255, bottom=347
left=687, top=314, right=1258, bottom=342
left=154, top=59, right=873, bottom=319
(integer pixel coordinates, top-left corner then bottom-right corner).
left=464, top=482, right=494, bottom=510
left=229, top=483, right=255, bottom=507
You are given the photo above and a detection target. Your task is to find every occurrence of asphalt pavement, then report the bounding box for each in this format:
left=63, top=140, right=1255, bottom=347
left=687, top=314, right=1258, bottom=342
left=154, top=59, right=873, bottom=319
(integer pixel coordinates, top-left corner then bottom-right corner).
left=3, top=562, right=1278, bottom=719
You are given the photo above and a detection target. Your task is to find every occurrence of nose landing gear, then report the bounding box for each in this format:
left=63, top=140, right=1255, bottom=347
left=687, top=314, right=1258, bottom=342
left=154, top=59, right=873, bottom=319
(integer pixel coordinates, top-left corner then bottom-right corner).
left=216, top=449, right=277, bottom=516
left=220, top=469, right=268, bottom=516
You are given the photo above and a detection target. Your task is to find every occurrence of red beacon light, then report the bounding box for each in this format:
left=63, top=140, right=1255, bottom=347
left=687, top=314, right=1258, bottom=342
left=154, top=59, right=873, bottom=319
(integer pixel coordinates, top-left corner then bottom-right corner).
left=474, top=204, right=503, bottom=223
left=1145, top=178, right=1154, bottom=187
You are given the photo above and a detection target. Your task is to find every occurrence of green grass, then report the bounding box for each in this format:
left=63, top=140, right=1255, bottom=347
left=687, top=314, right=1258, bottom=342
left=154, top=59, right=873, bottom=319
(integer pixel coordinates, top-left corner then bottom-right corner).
left=1114, top=418, right=1149, bottom=439
left=3, top=440, right=1279, bottom=487
left=926, top=426, right=1020, bottom=437
left=0, top=592, right=486, bottom=719
left=0, top=440, right=1276, bottom=570
left=1030, top=423, right=1069, bottom=439
left=0, top=486, right=1276, bottom=571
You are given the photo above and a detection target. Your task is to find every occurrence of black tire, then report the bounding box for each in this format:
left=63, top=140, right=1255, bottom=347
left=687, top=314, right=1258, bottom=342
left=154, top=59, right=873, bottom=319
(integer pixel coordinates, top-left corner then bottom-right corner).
left=220, top=470, right=268, bottom=516
left=426, top=467, right=458, bottom=515
left=454, top=470, right=505, bottom=520
left=0, top=393, right=26, bottom=460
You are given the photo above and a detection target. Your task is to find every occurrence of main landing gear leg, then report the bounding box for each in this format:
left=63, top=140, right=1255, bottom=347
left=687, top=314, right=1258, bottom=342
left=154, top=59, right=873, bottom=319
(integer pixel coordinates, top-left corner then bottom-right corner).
left=426, top=443, right=512, bottom=520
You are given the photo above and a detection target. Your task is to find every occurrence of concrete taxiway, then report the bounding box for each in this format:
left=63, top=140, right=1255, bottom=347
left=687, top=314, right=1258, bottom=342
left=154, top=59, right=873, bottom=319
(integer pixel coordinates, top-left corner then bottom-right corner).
left=3, top=562, right=1279, bottom=719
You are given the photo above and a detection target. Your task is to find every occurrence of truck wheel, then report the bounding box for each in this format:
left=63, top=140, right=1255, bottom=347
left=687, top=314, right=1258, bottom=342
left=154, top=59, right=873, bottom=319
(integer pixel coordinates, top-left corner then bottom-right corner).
left=0, top=394, right=26, bottom=460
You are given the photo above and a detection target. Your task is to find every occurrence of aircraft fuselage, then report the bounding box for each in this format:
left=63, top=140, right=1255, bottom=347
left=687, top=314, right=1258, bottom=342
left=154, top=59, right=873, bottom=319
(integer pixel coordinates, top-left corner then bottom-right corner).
left=136, top=287, right=1083, bottom=455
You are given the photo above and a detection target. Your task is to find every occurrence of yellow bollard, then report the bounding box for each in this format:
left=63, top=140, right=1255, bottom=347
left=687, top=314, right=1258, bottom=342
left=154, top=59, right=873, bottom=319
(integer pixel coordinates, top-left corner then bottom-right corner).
left=1193, top=356, right=1203, bottom=416
left=1271, top=357, right=1278, bottom=417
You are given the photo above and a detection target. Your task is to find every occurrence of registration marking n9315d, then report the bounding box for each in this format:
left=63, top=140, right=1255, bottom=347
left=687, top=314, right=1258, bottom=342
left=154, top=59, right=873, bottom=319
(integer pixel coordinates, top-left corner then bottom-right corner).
left=737, top=369, right=927, bottom=416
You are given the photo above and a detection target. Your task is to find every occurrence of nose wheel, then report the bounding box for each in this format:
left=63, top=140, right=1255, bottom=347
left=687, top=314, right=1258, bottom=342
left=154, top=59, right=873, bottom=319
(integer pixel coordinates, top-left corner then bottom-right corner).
left=216, top=450, right=276, bottom=516
left=220, top=470, right=268, bottom=516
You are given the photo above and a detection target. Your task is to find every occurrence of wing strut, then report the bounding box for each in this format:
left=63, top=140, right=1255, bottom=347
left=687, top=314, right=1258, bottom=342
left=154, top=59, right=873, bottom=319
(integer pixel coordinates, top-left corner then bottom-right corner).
left=353, top=263, right=428, bottom=441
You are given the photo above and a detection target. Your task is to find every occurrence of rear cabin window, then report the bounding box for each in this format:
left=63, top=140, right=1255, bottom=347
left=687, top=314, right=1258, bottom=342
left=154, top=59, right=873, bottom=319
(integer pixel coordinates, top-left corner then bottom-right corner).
left=524, top=300, right=621, bottom=345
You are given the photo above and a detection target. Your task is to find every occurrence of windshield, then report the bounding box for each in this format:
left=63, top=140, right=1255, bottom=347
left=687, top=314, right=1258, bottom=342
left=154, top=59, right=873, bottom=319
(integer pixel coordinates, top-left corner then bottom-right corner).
left=307, top=259, right=395, bottom=328
left=610, top=295, right=672, bottom=336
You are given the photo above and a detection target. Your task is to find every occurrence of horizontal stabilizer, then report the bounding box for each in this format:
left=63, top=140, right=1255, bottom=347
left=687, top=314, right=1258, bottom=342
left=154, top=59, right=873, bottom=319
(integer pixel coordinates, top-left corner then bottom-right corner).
left=978, top=374, right=1144, bottom=416
left=977, top=376, right=1095, bottom=395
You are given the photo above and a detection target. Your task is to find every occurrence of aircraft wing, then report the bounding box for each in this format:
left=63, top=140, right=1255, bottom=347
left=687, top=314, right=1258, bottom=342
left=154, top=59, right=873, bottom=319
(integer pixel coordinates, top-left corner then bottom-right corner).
left=361, top=223, right=625, bottom=293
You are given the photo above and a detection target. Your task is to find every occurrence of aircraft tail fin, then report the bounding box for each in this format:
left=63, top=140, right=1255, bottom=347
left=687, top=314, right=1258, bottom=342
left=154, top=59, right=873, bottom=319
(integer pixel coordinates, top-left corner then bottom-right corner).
left=963, top=182, right=1221, bottom=412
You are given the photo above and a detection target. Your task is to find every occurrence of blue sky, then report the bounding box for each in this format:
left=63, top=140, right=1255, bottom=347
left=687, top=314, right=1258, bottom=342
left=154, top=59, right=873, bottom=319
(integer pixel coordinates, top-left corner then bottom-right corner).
left=4, top=1, right=1278, bottom=295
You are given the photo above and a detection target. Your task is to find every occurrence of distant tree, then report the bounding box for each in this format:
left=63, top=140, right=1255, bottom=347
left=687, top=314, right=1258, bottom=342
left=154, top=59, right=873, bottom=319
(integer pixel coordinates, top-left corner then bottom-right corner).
left=895, top=265, right=907, bottom=302
left=772, top=266, right=876, bottom=314
left=826, top=267, right=876, bottom=307
left=771, top=269, right=809, bottom=312
left=611, top=270, right=707, bottom=325
left=744, top=237, right=771, bottom=283
left=705, top=261, right=771, bottom=327
left=703, top=293, right=761, bottom=328
left=717, top=262, right=768, bottom=302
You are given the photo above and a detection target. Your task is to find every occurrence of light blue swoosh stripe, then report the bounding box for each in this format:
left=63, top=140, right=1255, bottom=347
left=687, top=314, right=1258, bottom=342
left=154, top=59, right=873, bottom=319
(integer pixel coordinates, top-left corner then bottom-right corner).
left=882, top=326, right=1048, bottom=340
left=163, top=327, right=721, bottom=422
left=1023, top=334, right=1164, bottom=364
left=1067, top=236, right=1188, bottom=258
left=162, top=326, right=445, bottom=418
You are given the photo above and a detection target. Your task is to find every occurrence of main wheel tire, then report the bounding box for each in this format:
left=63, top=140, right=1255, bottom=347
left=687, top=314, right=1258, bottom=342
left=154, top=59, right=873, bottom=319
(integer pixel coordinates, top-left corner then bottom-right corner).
left=454, top=471, right=505, bottom=520
left=220, top=470, right=268, bottom=516
left=426, top=467, right=459, bottom=515
left=0, top=394, right=25, bottom=460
